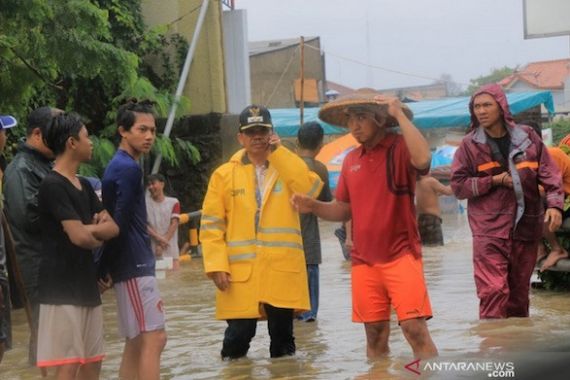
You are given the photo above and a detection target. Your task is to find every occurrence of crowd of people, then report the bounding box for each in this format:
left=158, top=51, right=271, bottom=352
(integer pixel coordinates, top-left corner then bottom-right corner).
left=0, top=83, right=569, bottom=378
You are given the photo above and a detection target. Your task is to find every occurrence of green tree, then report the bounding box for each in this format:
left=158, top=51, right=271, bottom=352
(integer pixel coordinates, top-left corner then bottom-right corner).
left=465, top=66, right=517, bottom=95
left=0, top=0, right=198, bottom=175
left=549, top=119, right=570, bottom=146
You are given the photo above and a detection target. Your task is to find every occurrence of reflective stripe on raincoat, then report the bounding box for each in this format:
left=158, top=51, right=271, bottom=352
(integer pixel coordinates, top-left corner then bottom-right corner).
left=451, top=84, right=563, bottom=241
left=200, top=146, right=323, bottom=319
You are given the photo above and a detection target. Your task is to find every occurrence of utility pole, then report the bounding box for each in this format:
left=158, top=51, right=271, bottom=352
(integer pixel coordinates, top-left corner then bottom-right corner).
left=299, top=36, right=305, bottom=126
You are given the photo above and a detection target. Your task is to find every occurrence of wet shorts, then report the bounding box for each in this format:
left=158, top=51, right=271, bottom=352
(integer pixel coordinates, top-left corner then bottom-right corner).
left=36, top=304, right=104, bottom=368
left=351, top=253, right=432, bottom=323
left=115, top=276, right=166, bottom=339
left=418, top=213, right=444, bottom=246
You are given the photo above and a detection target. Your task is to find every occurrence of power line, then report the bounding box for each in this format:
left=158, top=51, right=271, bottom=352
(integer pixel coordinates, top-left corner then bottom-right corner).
left=304, top=43, right=470, bottom=87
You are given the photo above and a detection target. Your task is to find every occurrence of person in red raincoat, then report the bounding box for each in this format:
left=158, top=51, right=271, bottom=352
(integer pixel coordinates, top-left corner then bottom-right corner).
left=451, top=83, right=563, bottom=319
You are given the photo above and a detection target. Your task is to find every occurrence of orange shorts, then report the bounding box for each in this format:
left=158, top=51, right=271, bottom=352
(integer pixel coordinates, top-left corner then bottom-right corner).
left=351, top=253, right=432, bottom=323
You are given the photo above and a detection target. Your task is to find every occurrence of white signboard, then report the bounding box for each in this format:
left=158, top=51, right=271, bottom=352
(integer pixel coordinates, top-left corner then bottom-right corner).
left=523, top=0, right=570, bottom=39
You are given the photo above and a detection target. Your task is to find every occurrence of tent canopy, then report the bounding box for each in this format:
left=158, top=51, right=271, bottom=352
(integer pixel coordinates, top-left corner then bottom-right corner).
left=270, top=91, right=555, bottom=137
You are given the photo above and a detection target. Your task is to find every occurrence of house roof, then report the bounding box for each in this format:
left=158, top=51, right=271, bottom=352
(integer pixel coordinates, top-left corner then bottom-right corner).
left=248, top=37, right=319, bottom=56
left=501, top=58, right=570, bottom=90
left=378, top=82, right=448, bottom=100
left=326, top=81, right=354, bottom=97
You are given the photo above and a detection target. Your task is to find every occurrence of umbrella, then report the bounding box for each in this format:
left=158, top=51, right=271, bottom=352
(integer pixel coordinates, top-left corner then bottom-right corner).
left=316, top=133, right=359, bottom=190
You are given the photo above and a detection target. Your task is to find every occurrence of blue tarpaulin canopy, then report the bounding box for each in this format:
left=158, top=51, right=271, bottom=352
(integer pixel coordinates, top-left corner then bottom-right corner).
left=270, top=91, right=555, bottom=137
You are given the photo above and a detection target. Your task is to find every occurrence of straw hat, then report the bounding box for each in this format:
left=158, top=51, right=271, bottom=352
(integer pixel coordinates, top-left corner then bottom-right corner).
left=318, top=88, right=413, bottom=128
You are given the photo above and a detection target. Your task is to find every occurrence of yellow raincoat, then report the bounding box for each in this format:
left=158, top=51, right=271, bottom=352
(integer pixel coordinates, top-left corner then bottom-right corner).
left=201, top=146, right=323, bottom=319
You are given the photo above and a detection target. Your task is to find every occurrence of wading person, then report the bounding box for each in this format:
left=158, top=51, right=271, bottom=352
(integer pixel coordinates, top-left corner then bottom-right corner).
left=146, top=173, right=181, bottom=270
left=296, top=121, right=332, bottom=322
left=525, top=121, right=570, bottom=271
left=451, top=84, right=563, bottom=319
left=416, top=174, right=453, bottom=246
left=200, top=105, right=323, bottom=359
left=291, top=89, right=438, bottom=359
left=101, top=100, right=166, bottom=379
left=36, top=113, right=119, bottom=379
left=3, top=106, right=62, bottom=366
left=0, top=114, right=18, bottom=364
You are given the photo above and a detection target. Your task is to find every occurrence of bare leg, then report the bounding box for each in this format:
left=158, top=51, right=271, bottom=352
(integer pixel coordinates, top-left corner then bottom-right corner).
left=400, top=318, right=438, bottom=359
left=541, top=230, right=569, bottom=271
left=364, top=321, right=390, bottom=358
left=541, top=250, right=569, bottom=271
left=55, top=363, right=80, bottom=380
left=76, top=361, right=102, bottom=380
left=137, top=329, right=167, bottom=380
left=119, top=336, right=141, bottom=380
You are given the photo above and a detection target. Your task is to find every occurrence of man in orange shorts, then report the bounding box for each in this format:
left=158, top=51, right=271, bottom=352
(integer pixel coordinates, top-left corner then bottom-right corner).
left=292, top=89, right=437, bottom=359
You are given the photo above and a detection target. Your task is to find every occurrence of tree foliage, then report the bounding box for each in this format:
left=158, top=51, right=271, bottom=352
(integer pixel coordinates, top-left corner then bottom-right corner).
left=465, top=66, right=517, bottom=95
left=0, top=0, right=199, bottom=175
left=549, top=119, right=570, bottom=146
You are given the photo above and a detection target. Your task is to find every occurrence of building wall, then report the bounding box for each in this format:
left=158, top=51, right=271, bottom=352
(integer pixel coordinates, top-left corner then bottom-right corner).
left=509, top=81, right=567, bottom=112
left=142, top=0, right=227, bottom=115
left=222, top=10, right=251, bottom=113
left=563, top=77, right=570, bottom=113
left=250, top=38, right=324, bottom=108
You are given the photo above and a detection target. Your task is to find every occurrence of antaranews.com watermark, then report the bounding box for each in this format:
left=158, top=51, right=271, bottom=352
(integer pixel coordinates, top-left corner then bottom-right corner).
left=405, top=358, right=515, bottom=378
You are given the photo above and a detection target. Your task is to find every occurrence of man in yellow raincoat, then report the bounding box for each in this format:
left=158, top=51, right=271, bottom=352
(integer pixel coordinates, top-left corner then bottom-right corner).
left=201, top=105, right=323, bottom=359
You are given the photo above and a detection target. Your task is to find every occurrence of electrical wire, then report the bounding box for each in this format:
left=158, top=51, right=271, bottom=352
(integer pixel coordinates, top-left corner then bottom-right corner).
left=304, top=43, right=471, bottom=87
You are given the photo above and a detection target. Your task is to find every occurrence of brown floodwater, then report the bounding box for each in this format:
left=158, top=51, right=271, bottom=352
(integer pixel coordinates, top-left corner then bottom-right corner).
left=2, top=216, right=570, bottom=379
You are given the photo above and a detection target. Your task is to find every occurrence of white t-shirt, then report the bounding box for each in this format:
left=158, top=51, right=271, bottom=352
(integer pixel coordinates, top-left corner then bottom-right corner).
left=146, top=194, right=181, bottom=259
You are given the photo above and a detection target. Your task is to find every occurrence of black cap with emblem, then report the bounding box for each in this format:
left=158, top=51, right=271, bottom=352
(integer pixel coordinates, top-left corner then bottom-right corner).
left=239, top=105, right=273, bottom=131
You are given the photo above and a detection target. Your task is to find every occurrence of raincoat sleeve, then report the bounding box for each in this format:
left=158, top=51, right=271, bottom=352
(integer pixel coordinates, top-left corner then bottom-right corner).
left=268, top=146, right=323, bottom=198
left=450, top=142, right=494, bottom=199
left=201, top=169, right=230, bottom=275
left=537, top=141, right=564, bottom=211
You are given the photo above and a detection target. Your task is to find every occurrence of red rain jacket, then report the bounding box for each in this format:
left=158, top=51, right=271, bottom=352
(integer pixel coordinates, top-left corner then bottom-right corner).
left=451, top=84, right=563, bottom=241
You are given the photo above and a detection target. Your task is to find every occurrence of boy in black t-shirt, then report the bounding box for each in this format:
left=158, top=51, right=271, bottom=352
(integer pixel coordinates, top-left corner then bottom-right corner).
left=36, top=113, right=119, bottom=379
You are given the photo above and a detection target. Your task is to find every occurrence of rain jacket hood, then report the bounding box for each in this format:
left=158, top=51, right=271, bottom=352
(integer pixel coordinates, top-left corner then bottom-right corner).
left=469, top=83, right=515, bottom=130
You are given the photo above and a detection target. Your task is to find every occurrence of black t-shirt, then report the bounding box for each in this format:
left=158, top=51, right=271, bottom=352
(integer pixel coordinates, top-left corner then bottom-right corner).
left=489, top=134, right=511, bottom=164
left=38, top=172, right=103, bottom=307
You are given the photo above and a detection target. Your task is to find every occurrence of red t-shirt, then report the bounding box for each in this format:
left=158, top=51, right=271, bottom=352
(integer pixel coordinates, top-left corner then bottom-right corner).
left=336, top=133, right=427, bottom=265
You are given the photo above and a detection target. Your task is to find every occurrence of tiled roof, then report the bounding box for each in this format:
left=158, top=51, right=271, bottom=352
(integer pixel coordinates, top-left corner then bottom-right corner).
left=502, top=58, right=570, bottom=90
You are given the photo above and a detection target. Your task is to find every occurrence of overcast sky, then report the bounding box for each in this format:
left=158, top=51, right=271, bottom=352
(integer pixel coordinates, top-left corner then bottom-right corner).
left=234, top=0, right=570, bottom=91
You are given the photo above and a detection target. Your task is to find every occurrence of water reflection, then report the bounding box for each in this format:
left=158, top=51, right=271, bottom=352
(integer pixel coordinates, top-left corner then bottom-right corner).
left=2, top=216, right=570, bottom=379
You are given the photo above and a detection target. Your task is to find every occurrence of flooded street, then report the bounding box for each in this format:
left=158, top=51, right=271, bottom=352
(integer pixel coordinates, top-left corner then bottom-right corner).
left=2, top=215, right=570, bottom=379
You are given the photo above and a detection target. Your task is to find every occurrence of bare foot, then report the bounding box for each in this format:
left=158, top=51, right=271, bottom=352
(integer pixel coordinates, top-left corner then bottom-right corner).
left=540, top=249, right=569, bottom=271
